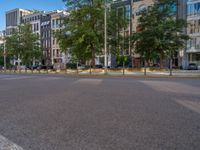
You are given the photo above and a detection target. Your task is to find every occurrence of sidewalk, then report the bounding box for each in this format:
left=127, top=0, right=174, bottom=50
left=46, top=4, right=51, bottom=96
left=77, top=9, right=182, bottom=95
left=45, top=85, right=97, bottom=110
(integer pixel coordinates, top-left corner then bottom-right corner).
left=0, top=69, right=200, bottom=78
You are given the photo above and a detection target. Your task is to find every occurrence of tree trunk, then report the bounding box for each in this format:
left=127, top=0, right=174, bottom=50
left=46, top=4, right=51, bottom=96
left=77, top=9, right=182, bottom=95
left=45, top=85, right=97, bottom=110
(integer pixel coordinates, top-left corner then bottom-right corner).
left=31, top=66, right=33, bottom=74
left=17, top=56, right=20, bottom=73
left=144, top=60, right=147, bottom=76
left=123, top=61, right=125, bottom=76
left=169, top=57, right=173, bottom=76
left=160, top=54, right=163, bottom=69
left=76, top=61, right=79, bottom=74
left=92, top=50, right=96, bottom=68
left=90, top=65, right=92, bottom=75
left=65, top=66, right=67, bottom=74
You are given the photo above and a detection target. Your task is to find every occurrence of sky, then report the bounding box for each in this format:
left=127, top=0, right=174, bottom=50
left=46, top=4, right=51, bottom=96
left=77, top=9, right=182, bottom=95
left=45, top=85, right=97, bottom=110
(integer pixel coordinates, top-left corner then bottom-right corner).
left=0, top=0, right=65, bottom=31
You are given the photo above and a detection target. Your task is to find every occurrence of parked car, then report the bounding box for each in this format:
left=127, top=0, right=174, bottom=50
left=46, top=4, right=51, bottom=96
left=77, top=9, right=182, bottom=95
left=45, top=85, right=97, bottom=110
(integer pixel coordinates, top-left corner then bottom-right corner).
left=25, top=64, right=42, bottom=70
left=188, top=63, right=198, bottom=70
left=19, top=65, right=26, bottom=70
left=37, top=65, right=53, bottom=70
left=78, top=65, right=86, bottom=69
left=94, top=65, right=103, bottom=68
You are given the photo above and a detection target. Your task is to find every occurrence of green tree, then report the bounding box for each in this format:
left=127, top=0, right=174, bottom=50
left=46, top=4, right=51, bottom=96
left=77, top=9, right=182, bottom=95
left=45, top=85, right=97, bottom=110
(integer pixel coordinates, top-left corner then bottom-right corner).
left=0, top=44, right=4, bottom=66
left=132, top=0, right=189, bottom=75
left=19, top=24, right=41, bottom=66
left=57, top=0, right=105, bottom=67
left=56, top=0, right=128, bottom=68
left=5, top=24, right=41, bottom=67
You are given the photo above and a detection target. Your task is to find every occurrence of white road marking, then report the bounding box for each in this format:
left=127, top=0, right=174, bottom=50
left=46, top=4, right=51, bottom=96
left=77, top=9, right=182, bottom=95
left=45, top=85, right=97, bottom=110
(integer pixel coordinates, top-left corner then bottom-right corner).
left=175, top=99, right=200, bottom=114
left=140, top=80, right=200, bottom=95
left=40, top=77, right=62, bottom=80
left=1, top=76, right=33, bottom=80
left=74, top=78, right=103, bottom=85
left=0, top=135, right=24, bottom=150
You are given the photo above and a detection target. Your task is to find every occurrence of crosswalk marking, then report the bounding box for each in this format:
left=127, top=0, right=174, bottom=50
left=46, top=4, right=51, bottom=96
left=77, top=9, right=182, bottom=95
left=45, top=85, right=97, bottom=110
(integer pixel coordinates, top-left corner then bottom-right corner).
left=2, top=76, right=33, bottom=80
left=74, top=78, right=103, bottom=85
left=175, top=99, right=200, bottom=115
left=0, top=135, right=24, bottom=150
left=40, top=77, right=62, bottom=81
left=0, top=75, right=63, bottom=81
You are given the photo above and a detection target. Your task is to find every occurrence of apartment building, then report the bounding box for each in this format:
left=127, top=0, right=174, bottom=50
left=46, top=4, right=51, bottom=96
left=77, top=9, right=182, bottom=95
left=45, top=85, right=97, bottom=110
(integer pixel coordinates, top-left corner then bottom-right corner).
left=132, top=0, right=156, bottom=67
left=102, top=0, right=132, bottom=67
left=22, top=12, right=43, bottom=38
left=0, top=31, right=5, bottom=45
left=5, top=8, right=70, bottom=66
left=108, top=0, right=156, bottom=67
left=186, top=0, right=200, bottom=69
left=40, top=12, right=52, bottom=65
left=5, top=9, right=33, bottom=65
left=51, top=11, right=70, bottom=66
left=110, top=0, right=188, bottom=68
left=6, top=8, right=32, bottom=36
left=176, top=0, right=188, bottom=69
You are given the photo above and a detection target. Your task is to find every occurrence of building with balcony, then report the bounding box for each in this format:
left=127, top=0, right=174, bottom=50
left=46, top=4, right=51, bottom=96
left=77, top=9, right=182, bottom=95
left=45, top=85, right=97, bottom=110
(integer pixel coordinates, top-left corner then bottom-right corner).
left=51, top=11, right=70, bottom=66
left=106, top=0, right=156, bottom=67
left=186, top=0, right=200, bottom=68
left=22, top=11, right=43, bottom=38
left=131, top=0, right=156, bottom=67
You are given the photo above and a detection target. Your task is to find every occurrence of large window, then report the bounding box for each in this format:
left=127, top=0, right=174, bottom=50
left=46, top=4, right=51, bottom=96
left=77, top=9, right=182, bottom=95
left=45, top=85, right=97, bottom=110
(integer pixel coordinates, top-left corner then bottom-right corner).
left=56, top=19, right=59, bottom=28
left=187, top=2, right=200, bottom=17
left=187, top=37, right=200, bottom=50
left=189, top=53, right=200, bottom=63
left=125, top=5, right=130, bottom=21
left=187, top=20, right=200, bottom=34
left=52, top=20, right=55, bottom=28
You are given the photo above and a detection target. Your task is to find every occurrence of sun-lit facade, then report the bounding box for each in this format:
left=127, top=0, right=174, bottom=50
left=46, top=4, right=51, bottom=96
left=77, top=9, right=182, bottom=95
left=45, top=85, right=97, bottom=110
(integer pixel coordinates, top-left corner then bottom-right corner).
left=186, top=0, right=200, bottom=68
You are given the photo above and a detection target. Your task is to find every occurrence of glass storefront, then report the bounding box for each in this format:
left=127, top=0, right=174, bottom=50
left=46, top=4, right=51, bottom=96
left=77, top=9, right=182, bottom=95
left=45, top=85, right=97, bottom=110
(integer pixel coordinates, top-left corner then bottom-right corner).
left=188, top=53, right=200, bottom=65
left=187, top=37, right=200, bottom=49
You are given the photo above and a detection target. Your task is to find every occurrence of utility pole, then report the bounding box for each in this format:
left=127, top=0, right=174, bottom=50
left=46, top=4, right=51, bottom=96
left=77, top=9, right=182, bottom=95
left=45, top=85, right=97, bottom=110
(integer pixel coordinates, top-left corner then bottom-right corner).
left=104, top=0, right=108, bottom=73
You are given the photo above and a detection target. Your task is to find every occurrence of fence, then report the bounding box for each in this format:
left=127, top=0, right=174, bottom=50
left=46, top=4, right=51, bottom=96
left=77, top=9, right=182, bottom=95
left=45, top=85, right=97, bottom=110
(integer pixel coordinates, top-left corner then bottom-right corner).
left=0, top=67, right=183, bottom=76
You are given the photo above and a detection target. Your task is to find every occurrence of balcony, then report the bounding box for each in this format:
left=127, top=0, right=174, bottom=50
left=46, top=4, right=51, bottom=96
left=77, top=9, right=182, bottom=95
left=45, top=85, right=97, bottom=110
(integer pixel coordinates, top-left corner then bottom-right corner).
left=186, top=47, right=200, bottom=53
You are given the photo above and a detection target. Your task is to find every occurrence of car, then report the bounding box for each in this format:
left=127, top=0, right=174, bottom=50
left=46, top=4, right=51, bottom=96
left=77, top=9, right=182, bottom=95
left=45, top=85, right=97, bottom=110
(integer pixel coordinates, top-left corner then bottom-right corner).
left=95, top=65, right=103, bottom=68
left=25, top=65, right=40, bottom=70
left=188, top=63, right=198, bottom=70
left=19, top=65, right=27, bottom=70
left=78, top=65, right=86, bottom=69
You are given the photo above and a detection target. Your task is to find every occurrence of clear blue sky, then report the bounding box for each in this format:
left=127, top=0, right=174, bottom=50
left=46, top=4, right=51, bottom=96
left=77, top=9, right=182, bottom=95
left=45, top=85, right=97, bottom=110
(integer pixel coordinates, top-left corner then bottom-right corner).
left=0, top=0, right=65, bottom=31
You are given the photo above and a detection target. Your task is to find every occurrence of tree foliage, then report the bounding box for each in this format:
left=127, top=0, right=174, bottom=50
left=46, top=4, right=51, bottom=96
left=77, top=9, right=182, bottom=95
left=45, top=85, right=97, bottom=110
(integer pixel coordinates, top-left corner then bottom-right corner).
left=56, top=0, right=104, bottom=66
left=132, top=0, right=189, bottom=68
left=56, top=0, right=128, bottom=66
left=5, top=24, right=41, bottom=65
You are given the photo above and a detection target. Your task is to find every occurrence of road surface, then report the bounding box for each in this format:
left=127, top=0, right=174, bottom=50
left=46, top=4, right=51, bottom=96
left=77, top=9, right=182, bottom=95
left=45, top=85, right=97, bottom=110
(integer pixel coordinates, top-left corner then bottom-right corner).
left=0, top=74, right=200, bottom=150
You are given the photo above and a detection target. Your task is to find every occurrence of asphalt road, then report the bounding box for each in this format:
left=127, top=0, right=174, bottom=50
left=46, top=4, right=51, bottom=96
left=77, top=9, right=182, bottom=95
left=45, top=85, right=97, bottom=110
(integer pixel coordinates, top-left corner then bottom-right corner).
left=0, top=74, right=200, bottom=150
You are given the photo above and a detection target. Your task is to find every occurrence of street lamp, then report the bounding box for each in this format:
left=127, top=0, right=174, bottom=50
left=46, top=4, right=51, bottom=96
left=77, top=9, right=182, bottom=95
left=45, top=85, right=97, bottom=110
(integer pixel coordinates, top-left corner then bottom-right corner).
left=3, top=37, right=6, bottom=72
left=104, top=0, right=108, bottom=72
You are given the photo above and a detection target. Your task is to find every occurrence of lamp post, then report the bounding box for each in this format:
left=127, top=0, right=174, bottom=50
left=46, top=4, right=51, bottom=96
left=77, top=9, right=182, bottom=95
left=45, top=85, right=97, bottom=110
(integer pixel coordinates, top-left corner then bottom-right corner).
left=104, top=0, right=108, bottom=73
left=3, top=37, right=6, bottom=72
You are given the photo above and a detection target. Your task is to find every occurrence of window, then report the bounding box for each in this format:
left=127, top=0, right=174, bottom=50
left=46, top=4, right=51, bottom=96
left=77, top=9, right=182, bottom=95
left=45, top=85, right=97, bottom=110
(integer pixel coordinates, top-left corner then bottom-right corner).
left=57, top=49, right=59, bottom=57
left=52, top=19, right=55, bottom=28
left=187, top=3, right=200, bottom=17
left=125, top=5, right=130, bottom=21
left=56, top=19, right=59, bottom=28
left=36, top=23, right=39, bottom=31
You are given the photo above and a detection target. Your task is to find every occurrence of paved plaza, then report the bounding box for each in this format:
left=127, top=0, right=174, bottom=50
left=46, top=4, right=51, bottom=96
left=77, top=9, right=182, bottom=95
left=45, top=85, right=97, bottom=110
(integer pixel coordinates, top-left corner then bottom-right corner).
left=0, top=74, right=200, bottom=150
